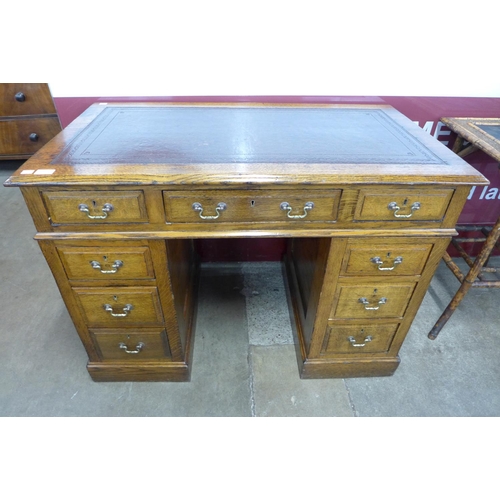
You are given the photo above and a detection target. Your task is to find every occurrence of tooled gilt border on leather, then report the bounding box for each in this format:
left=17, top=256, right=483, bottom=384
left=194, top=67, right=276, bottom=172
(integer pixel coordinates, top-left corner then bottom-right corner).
left=51, top=107, right=446, bottom=165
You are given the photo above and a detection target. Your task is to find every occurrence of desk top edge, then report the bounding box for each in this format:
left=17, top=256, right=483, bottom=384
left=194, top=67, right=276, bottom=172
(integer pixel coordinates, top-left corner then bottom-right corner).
left=4, top=103, right=488, bottom=187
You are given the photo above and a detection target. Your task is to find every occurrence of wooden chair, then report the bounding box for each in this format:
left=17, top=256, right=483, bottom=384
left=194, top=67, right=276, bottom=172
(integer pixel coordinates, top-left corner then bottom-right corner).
left=428, top=216, right=500, bottom=339
left=428, top=116, right=500, bottom=340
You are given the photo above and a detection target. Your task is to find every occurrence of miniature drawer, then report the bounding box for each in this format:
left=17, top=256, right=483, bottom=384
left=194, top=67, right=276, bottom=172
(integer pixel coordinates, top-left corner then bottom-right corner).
left=0, top=117, right=61, bottom=156
left=354, top=188, right=454, bottom=221
left=340, top=240, right=433, bottom=277
left=58, top=246, right=154, bottom=280
left=163, top=189, right=341, bottom=224
left=322, top=323, right=399, bottom=356
left=90, top=328, right=171, bottom=361
left=73, top=286, right=164, bottom=327
left=331, top=283, right=416, bottom=320
left=41, top=190, right=148, bottom=224
left=0, top=83, right=58, bottom=116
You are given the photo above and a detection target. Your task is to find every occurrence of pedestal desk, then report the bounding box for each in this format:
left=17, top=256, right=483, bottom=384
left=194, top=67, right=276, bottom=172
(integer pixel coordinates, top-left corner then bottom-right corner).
left=4, top=103, right=487, bottom=382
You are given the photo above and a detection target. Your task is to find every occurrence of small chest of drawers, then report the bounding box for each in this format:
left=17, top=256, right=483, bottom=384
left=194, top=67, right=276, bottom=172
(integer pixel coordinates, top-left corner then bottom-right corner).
left=0, top=84, right=62, bottom=160
left=4, top=103, right=488, bottom=382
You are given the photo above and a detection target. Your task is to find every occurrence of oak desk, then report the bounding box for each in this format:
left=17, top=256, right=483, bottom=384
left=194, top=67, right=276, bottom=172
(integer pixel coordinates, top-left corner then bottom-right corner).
left=4, top=104, right=487, bottom=382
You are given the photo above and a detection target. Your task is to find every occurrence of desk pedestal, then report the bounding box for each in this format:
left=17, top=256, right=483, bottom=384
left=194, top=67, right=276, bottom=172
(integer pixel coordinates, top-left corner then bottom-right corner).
left=37, top=229, right=452, bottom=381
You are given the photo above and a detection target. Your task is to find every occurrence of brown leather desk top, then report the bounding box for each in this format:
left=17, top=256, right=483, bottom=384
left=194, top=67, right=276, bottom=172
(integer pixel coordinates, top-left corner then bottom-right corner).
left=4, top=103, right=488, bottom=187
left=52, top=106, right=443, bottom=165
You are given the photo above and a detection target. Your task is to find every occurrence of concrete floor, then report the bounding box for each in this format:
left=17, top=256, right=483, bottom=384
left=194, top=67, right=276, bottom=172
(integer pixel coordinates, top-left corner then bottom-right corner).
left=1, top=162, right=499, bottom=417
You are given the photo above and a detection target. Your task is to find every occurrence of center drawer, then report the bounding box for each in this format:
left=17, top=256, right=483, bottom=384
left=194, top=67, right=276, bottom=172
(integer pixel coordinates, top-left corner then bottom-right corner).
left=73, top=286, right=164, bottom=327
left=163, top=189, right=341, bottom=224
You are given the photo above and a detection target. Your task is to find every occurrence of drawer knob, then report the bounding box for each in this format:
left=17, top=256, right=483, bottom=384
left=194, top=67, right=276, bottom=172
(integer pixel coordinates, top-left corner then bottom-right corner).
left=192, top=201, right=227, bottom=220
left=29, top=133, right=39, bottom=142
left=78, top=202, right=114, bottom=219
left=103, top=303, right=133, bottom=317
left=15, top=92, right=26, bottom=102
left=119, top=342, right=144, bottom=354
left=387, top=201, right=421, bottom=218
left=359, top=297, right=387, bottom=310
left=370, top=256, right=403, bottom=271
left=90, top=259, right=123, bottom=274
left=280, top=201, right=314, bottom=219
left=348, top=335, right=373, bottom=347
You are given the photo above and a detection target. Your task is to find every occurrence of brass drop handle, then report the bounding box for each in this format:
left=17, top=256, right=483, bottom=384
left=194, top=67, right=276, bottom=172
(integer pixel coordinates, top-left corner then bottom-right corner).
left=15, top=92, right=26, bottom=102
left=119, top=342, right=144, bottom=354
left=359, top=297, right=387, bottom=310
left=90, top=260, right=123, bottom=274
left=371, top=256, right=403, bottom=271
left=103, top=303, right=133, bottom=317
left=348, top=335, right=373, bottom=347
left=388, top=201, right=420, bottom=218
left=280, top=201, right=314, bottom=219
left=192, top=202, right=227, bottom=219
left=79, top=202, right=114, bottom=219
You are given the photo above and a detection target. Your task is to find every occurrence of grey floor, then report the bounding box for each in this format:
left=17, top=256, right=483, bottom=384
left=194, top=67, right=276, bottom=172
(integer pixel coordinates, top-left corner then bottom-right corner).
left=1, top=162, right=499, bottom=417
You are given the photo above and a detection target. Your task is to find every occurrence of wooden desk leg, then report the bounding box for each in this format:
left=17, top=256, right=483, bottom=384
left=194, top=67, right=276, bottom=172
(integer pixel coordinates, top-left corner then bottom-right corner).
left=428, top=217, right=500, bottom=340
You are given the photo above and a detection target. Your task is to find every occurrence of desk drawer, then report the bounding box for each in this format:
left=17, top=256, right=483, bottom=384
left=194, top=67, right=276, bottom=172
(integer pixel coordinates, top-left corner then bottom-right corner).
left=58, top=246, right=154, bottom=280
left=0, top=117, right=61, bottom=156
left=340, top=239, right=433, bottom=277
left=354, top=188, right=453, bottom=222
left=73, top=286, right=164, bottom=327
left=0, top=83, right=58, bottom=116
left=90, top=328, right=171, bottom=361
left=41, top=190, right=148, bottom=224
left=163, top=189, right=341, bottom=224
left=331, top=283, right=416, bottom=320
left=322, top=323, right=398, bottom=355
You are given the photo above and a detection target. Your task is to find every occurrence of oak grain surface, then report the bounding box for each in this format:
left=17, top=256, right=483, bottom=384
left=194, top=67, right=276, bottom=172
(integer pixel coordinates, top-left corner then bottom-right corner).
left=4, top=103, right=487, bottom=381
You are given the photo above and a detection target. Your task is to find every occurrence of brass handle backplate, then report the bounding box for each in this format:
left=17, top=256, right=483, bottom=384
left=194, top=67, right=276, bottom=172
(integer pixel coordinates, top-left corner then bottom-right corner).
left=79, top=203, right=114, bottom=219
left=348, top=335, right=373, bottom=347
left=192, top=202, right=227, bottom=220
left=370, top=256, right=403, bottom=271
left=90, top=260, right=123, bottom=274
left=387, top=201, right=420, bottom=218
left=359, top=297, right=387, bottom=310
left=103, top=303, right=133, bottom=317
left=280, top=201, right=314, bottom=219
left=119, top=342, right=144, bottom=354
